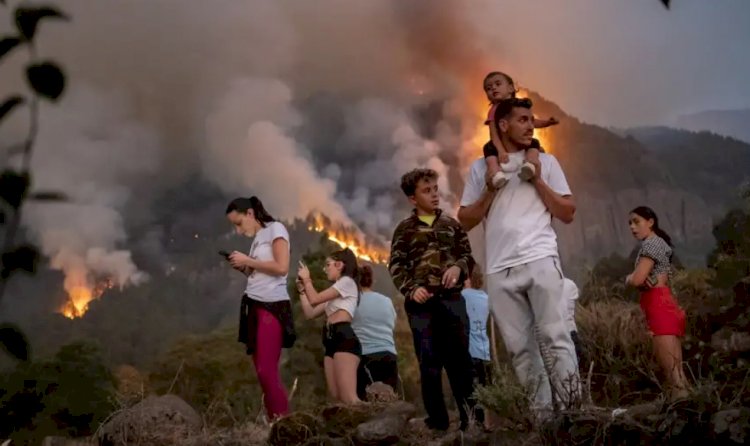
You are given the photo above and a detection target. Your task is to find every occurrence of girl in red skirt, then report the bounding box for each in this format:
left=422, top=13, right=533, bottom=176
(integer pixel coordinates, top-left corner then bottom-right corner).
left=626, top=206, right=690, bottom=400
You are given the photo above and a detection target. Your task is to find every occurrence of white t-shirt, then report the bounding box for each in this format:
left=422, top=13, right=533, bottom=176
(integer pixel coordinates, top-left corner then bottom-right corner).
left=460, top=152, right=572, bottom=274
left=326, top=276, right=359, bottom=318
left=244, top=221, right=291, bottom=302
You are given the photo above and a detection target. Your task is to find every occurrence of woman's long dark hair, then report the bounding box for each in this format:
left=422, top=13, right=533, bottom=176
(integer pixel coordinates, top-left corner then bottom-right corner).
left=330, top=248, right=361, bottom=302
left=330, top=248, right=359, bottom=282
left=225, top=196, right=275, bottom=227
left=631, top=206, right=673, bottom=247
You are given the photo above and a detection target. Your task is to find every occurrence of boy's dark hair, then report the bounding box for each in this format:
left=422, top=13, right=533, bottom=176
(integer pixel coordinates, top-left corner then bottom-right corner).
left=493, top=97, right=533, bottom=133
left=470, top=266, right=484, bottom=289
left=483, top=71, right=517, bottom=99
left=400, top=168, right=438, bottom=197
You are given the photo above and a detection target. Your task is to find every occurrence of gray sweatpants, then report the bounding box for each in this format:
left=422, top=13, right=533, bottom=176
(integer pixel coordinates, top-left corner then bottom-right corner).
left=486, top=256, right=580, bottom=409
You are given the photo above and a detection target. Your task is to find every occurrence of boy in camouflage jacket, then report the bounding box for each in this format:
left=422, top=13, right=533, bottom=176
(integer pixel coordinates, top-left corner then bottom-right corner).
left=388, top=168, right=479, bottom=432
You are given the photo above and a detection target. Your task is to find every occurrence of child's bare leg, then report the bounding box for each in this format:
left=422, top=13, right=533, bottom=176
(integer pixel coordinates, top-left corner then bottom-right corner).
left=525, top=148, right=540, bottom=164
left=519, top=148, right=540, bottom=181
left=486, top=156, right=501, bottom=177
left=485, top=156, right=509, bottom=189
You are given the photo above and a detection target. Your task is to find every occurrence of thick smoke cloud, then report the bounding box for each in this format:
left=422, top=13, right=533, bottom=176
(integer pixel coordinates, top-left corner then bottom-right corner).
left=0, top=0, right=483, bottom=300
left=20, top=86, right=159, bottom=295
left=2, top=0, right=747, bottom=303
left=202, top=77, right=348, bottom=223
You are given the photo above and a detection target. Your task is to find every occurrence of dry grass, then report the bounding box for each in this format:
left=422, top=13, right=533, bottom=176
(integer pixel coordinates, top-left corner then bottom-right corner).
left=575, top=299, right=661, bottom=405
left=183, top=422, right=268, bottom=446
left=95, top=269, right=749, bottom=445
left=474, top=364, right=535, bottom=431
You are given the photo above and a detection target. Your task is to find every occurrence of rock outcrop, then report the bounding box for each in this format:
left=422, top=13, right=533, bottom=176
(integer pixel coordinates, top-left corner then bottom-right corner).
left=98, top=395, right=202, bottom=446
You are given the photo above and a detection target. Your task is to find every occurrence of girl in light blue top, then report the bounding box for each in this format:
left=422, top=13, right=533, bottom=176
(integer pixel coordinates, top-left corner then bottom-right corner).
left=462, top=269, right=491, bottom=364
left=351, top=265, right=400, bottom=399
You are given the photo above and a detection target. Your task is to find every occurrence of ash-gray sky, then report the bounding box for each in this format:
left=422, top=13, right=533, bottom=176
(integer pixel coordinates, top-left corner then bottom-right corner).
left=4, top=1, right=747, bottom=127
left=477, top=0, right=750, bottom=127
left=1, top=0, right=749, bottom=291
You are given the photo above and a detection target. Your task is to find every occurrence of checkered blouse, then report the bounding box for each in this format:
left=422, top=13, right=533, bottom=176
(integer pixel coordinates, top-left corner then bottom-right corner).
left=635, top=235, right=673, bottom=285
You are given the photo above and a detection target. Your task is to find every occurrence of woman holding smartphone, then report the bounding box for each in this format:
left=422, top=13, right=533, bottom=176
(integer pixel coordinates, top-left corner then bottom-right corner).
left=297, top=248, right=362, bottom=404
left=225, top=196, right=296, bottom=420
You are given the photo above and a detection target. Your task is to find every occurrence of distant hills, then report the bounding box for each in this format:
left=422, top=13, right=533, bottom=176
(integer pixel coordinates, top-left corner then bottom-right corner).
left=673, top=109, right=750, bottom=144
left=517, top=93, right=750, bottom=275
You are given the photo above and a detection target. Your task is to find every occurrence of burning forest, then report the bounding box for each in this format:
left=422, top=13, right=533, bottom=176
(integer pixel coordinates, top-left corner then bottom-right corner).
left=305, top=212, right=391, bottom=264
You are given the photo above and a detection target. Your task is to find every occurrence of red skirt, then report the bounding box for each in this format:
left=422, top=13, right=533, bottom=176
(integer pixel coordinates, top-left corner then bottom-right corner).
left=639, top=287, right=686, bottom=337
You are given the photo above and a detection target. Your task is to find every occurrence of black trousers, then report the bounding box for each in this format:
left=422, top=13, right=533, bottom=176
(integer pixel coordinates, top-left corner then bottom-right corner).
left=356, top=351, right=400, bottom=400
left=406, top=290, right=478, bottom=429
left=471, top=358, right=493, bottom=387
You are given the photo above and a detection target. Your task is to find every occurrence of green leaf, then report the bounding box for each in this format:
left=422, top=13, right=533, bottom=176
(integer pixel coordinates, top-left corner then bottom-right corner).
left=0, top=170, right=30, bottom=208
left=26, top=61, right=65, bottom=101
left=0, top=95, right=25, bottom=123
left=15, top=6, right=69, bottom=41
left=27, top=190, right=68, bottom=201
left=0, top=324, right=30, bottom=361
left=1, top=245, right=39, bottom=278
left=0, top=36, right=22, bottom=61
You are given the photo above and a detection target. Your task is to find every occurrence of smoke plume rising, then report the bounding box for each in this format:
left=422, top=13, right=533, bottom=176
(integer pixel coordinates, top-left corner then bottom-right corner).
left=0, top=0, right=500, bottom=311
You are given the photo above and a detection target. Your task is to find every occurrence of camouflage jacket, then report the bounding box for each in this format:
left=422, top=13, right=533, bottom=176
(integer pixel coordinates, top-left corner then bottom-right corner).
left=388, top=209, right=475, bottom=299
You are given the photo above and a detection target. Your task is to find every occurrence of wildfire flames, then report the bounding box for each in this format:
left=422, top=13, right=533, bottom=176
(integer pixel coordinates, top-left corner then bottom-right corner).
left=55, top=86, right=554, bottom=319
left=306, top=213, right=390, bottom=264
left=305, top=88, right=556, bottom=267
left=60, top=276, right=114, bottom=319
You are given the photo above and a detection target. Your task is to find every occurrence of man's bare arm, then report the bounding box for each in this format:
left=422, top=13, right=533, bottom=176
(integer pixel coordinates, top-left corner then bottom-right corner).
left=457, top=188, right=497, bottom=231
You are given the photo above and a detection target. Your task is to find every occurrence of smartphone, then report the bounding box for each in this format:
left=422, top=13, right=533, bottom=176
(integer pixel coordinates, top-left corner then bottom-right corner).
left=218, top=250, right=231, bottom=260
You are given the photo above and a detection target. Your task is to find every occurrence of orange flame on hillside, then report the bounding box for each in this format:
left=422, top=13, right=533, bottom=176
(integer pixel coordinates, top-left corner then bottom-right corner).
left=306, top=213, right=390, bottom=264
left=60, top=272, right=114, bottom=319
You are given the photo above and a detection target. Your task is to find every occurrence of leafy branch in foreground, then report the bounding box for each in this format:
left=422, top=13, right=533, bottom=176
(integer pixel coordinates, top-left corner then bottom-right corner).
left=0, top=2, right=69, bottom=361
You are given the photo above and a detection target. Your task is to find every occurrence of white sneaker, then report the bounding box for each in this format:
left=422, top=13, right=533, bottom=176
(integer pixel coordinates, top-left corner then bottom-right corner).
left=519, top=162, right=536, bottom=181
left=491, top=171, right=509, bottom=189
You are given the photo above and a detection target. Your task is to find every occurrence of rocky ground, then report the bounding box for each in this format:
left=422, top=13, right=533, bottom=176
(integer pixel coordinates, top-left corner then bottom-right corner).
left=18, top=381, right=748, bottom=446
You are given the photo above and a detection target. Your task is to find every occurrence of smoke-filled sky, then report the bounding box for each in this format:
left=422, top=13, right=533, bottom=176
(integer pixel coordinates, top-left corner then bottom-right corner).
left=497, top=0, right=750, bottom=126
left=1, top=0, right=749, bottom=297
left=472, top=0, right=750, bottom=126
